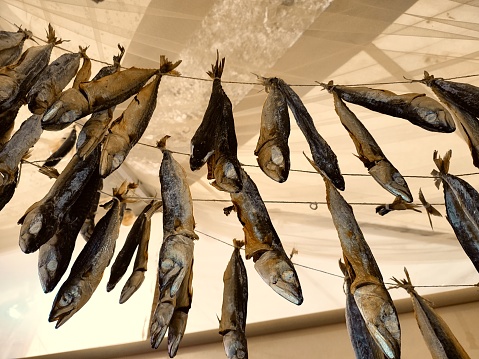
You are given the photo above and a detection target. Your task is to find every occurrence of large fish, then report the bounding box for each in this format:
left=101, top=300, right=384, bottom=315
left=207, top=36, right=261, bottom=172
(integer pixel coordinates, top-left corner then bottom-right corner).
left=432, top=150, right=479, bottom=272
left=332, top=91, right=412, bottom=201
left=219, top=239, right=248, bottom=359
left=391, top=268, right=471, bottom=359
left=38, top=167, right=102, bottom=293
left=0, top=114, right=42, bottom=211
left=322, top=81, right=455, bottom=133
left=48, top=182, right=131, bottom=328
left=276, top=78, right=345, bottom=190
left=255, top=76, right=290, bottom=183
left=100, top=56, right=181, bottom=177
left=0, top=24, right=61, bottom=113
left=18, top=146, right=100, bottom=253
left=0, top=27, right=33, bottom=67
left=190, top=53, right=242, bottom=193
left=324, top=176, right=400, bottom=359
left=26, top=47, right=84, bottom=115
left=339, top=260, right=385, bottom=359
left=230, top=168, right=303, bottom=305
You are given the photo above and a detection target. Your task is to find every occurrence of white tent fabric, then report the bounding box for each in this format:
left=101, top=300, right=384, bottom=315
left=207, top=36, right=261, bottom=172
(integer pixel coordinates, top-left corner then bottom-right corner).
left=1, top=0, right=479, bottom=357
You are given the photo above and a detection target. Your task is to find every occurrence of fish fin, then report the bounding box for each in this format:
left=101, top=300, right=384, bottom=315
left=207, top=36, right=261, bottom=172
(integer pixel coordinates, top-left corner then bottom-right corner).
left=159, top=56, right=182, bottom=76
left=433, top=149, right=452, bottom=174
left=431, top=169, right=442, bottom=189
left=79, top=45, right=89, bottom=59
left=38, top=166, right=60, bottom=179
left=206, top=50, right=225, bottom=79
left=156, top=135, right=171, bottom=153
left=233, top=239, right=244, bottom=249
left=113, top=44, right=125, bottom=66
left=223, top=205, right=235, bottom=216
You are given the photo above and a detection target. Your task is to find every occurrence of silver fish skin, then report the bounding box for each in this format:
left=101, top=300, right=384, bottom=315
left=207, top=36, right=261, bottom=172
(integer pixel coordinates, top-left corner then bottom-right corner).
left=392, top=269, right=471, bottom=359
left=48, top=192, right=125, bottom=328
left=375, top=196, right=421, bottom=216
left=255, top=76, right=290, bottom=183
left=324, top=82, right=455, bottom=133
left=332, top=92, right=412, bottom=202
left=340, top=260, right=386, bottom=359
left=432, top=150, right=479, bottom=272
left=277, top=78, right=345, bottom=191
left=18, top=146, right=100, bottom=254
left=42, top=127, right=77, bottom=168
left=26, top=51, right=82, bottom=115
left=0, top=27, right=32, bottom=68
left=324, top=177, right=400, bottom=359
left=230, top=168, right=303, bottom=305
left=219, top=240, right=248, bottom=359
left=38, top=168, right=102, bottom=293
left=0, top=25, right=59, bottom=113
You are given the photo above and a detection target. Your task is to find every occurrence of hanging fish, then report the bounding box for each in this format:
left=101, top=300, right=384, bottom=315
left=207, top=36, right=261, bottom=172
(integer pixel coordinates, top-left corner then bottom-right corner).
left=106, top=200, right=161, bottom=294
left=0, top=114, right=43, bottom=211
left=339, top=260, right=386, bottom=359
left=99, top=56, right=181, bottom=177
left=40, top=127, right=77, bottom=169
left=375, top=196, right=421, bottom=216
left=38, top=168, right=102, bottom=293
left=276, top=78, right=345, bottom=190
left=0, top=101, right=22, bottom=148
left=0, top=24, right=61, bottom=114
left=26, top=47, right=85, bottom=115
left=0, top=26, right=33, bottom=67
left=72, top=46, right=91, bottom=90
left=254, top=76, right=290, bottom=183
left=391, top=268, right=471, bottom=359
left=190, top=53, right=242, bottom=193
left=76, top=46, right=125, bottom=160
left=219, top=239, right=248, bottom=359
left=18, top=146, right=101, bottom=254
left=418, top=188, right=442, bottom=230
left=432, top=150, right=479, bottom=273
left=332, top=91, right=412, bottom=201
left=48, top=182, right=132, bottom=328
left=321, top=81, right=455, bottom=133
left=229, top=168, right=303, bottom=305
left=324, top=176, right=401, bottom=359
left=80, top=179, right=103, bottom=241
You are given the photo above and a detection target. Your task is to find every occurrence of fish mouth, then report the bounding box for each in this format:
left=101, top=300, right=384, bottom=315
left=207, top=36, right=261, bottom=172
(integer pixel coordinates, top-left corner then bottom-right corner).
left=150, top=302, right=174, bottom=349
left=48, top=304, right=76, bottom=329
left=369, top=160, right=412, bottom=202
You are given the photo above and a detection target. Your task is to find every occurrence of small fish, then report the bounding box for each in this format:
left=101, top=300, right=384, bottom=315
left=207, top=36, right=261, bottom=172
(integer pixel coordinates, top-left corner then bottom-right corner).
left=38, top=168, right=102, bottom=293
left=0, top=24, right=61, bottom=113
left=332, top=91, right=412, bottom=201
left=432, top=150, right=479, bottom=273
left=375, top=196, right=421, bottom=216
left=339, top=259, right=386, bottom=359
left=79, top=178, right=103, bottom=241
left=41, top=127, right=77, bottom=169
left=230, top=168, right=303, bottom=305
left=219, top=239, right=248, bottom=359
left=26, top=48, right=83, bottom=115
left=391, top=268, right=471, bottom=359
left=418, top=188, right=442, bottom=230
left=18, top=146, right=100, bottom=254
left=324, top=176, right=400, bottom=359
left=48, top=182, right=131, bottom=328
left=276, top=78, right=345, bottom=190
left=322, top=81, right=455, bottom=133
left=0, top=26, right=33, bottom=68
left=255, top=76, right=290, bottom=183
left=100, top=56, right=181, bottom=177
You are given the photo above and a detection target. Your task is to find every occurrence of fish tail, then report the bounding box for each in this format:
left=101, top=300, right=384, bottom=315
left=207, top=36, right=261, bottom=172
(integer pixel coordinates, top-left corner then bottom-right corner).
left=156, top=135, right=171, bottom=153
left=46, top=23, right=62, bottom=45
left=112, top=181, right=137, bottom=202
left=233, top=239, right=244, bottom=249
left=113, top=44, right=125, bottom=66
left=389, top=267, right=415, bottom=293
left=432, top=149, right=452, bottom=188
left=206, top=50, right=225, bottom=79
left=317, top=80, right=335, bottom=93
left=159, top=55, right=182, bottom=76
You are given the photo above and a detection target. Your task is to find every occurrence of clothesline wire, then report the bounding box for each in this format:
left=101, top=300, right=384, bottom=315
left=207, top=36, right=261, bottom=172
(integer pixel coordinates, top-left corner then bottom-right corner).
left=3, top=16, right=479, bottom=88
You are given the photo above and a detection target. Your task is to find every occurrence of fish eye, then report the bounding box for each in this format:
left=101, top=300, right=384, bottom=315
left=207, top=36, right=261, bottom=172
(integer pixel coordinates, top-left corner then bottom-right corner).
left=59, top=292, right=72, bottom=306
left=281, top=270, right=294, bottom=283
left=392, top=172, right=405, bottom=185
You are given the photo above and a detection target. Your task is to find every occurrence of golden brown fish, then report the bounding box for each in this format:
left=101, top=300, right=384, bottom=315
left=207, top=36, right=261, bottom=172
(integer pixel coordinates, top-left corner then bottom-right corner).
left=0, top=26, right=33, bottom=67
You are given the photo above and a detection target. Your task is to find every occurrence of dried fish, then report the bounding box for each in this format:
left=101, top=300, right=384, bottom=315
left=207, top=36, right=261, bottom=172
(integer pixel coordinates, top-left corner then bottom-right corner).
left=219, top=239, right=248, bottom=359
left=48, top=182, right=131, bottom=328
left=375, top=196, right=421, bottom=216
left=276, top=78, right=345, bottom=190
left=0, top=101, right=22, bottom=148
left=324, top=176, right=400, bottom=359
left=100, top=56, right=181, bottom=177
left=18, top=146, right=100, bottom=254
left=391, top=268, right=471, bottom=359
left=322, top=81, right=455, bottom=133
left=230, top=168, right=302, bottom=305
left=339, top=260, right=385, bottom=359
left=41, top=127, right=77, bottom=169
left=255, top=76, right=290, bottom=183
left=332, top=91, right=412, bottom=201
left=0, top=24, right=61, bottom=113
left=432, top=150, right=479, bottom=273
left=72, top=46, right=91, bottom=90
left=0, top=27, right=33, bottom=67
left=79, top=178, right=103, bottom=241
left=418, top=188, right=442, bottom=230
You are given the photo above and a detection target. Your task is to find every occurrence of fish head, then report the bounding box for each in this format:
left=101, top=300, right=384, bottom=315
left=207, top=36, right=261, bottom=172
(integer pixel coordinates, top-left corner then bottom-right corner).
left=223, top=331, right=248, bottom=359
left=353, top=283, right=401, bottom=359
left=18, top=202, right=57, bottom=253
left=369, top=160, right=412, bottom=202
left=48, top=278, right=89, bottom=328
left=412, top=97, right=456, bottom=133
left=254, top=250, right=303, bottom=305
left=256, top=143, right=290, bottom=183
left=189, top=143, right=213, bottom=171
left=212, top=157, right=242, bottom=193
left=42, top=88, right=88, bottom=129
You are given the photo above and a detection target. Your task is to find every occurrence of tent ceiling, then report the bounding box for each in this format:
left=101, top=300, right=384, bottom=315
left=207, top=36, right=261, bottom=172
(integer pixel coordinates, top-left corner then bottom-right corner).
left=1, top=0, right=479, bottom=357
